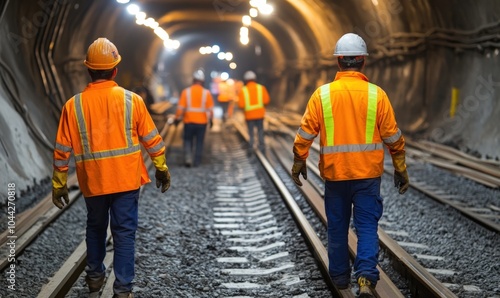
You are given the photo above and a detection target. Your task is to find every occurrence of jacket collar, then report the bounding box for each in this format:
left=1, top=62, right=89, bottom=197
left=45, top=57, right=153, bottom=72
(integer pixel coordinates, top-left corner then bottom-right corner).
left=84, top=80, right=118, bottom=91
left=334, top=71, right=369, bottom=82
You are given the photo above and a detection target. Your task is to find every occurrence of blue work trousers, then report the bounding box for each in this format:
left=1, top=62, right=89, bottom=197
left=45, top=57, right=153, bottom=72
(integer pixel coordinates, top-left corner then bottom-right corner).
left=246, top=118, right=265, bottom=152
left=84, top=189, right=139, bottom=294
left=183, top=123, right=207, bottom=166
left=324, top=177, right=383, bottom=286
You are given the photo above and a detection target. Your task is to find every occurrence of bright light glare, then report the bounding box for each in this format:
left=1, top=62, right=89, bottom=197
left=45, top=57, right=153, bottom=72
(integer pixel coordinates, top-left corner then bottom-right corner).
left=249, top=8, right=258, bottom=17
left=211, top=45, right=220, bottom=53
left=221, top=72, right=229, bottom=80
left=372, top=0, right=379, bottom=5
left=229, top=62, right=237, bottom=69
left=242, top=15, right=251, bottom=26
left=225, top=52, right=233, bottom=61
left=240, top=37, right=249, bottom=45
left=217, top=52, right=226, bottom=60
left=117, top=0, right=130, bottom=3
left=136, top=12, right=146, bottom=20
left=250, top=0, right=266, bottom=8
left=126, top=4, right=140, bottom=15
left=259, top=4, right=273, bottom=15
left=240, top=26, right=249, bottom=35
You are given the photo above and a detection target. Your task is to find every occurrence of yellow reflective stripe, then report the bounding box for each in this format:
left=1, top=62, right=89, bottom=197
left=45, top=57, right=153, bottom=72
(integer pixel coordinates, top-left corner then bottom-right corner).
left=320, top=84, right=334, bottom=146
left=366, top=83, right=378, bottom=144
left=320, top=143, right=383, bottom=154
left=243, top=85, right=264, bottom=111
left=125, top=90, right=133, bottom=147
left=74, top=145, right=141, bottom=162
left=75, top=93, right=90, bottom=154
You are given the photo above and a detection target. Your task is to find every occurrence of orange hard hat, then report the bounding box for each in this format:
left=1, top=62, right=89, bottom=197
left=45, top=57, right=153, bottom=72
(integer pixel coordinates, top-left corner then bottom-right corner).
left=84, top=37, right=122, bottom=70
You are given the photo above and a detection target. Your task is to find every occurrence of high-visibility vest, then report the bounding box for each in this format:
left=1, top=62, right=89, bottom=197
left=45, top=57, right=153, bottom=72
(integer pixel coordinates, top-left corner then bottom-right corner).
left=176, top=85, right=214, bottom=124
left=319, top=82, right=382, bottom=154
left=53, top=81, right=165, bottom=197
left=242, top=84, right=263, bottom=111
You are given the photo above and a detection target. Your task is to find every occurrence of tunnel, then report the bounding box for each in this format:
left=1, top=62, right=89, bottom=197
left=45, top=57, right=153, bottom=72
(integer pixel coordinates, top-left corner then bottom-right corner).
left=1, top=0, right=499, bottom=198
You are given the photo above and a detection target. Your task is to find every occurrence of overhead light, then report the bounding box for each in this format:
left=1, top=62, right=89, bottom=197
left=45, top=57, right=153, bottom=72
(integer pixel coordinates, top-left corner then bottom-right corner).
left=135, top=12, right=146, bottom=20
left=225, top=52, right=233, bottom=61
left=211, top=45, right=220, bottom=53
left=217, top=52, right=226, bottom=60
left=242, top=15, right=251, bottom=26
left=249, top=8, right=258, bottom=18
left=117, top=0, right=130, bottom=3
left=259, top=4, right=273, bottom=15
left=220, top=72, right=229, bottom=80
left=240, top=36, right=249, bottom=45
left=229, top=62, right=237, bottom=69
left=126, top=4, right=140, bottom=15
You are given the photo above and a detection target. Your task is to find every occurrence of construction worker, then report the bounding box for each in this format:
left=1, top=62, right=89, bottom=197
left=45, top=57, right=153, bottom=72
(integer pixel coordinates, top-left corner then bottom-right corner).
left=237, top=70, right=270, bottom=153
left=291, top=33, right=409, bottom=297
left=51, top=38, right=171, bottom=298
left=217, top=77, right=236, bottom=122
left=174, top=70, right=214, bottom=167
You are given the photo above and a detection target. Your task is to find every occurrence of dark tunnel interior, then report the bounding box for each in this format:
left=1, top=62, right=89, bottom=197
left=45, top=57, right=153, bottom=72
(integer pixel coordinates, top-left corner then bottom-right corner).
left=1, top=0, right=499, bottom=196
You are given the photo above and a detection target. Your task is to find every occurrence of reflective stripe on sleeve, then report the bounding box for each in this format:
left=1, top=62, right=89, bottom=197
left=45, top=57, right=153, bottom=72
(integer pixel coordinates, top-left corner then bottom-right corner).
left=383, top=128, right=402, bottom=144
left=297, top=127, right=317, bottom=140
left=320, top=142, right=383, bottom=154
left=55, top=142, right=72, bottom=152
left=366, top=83, right=377, bottom=144
left=140, top=128, right=159, bottom=142
left=146, top=141, right=165, bottom=155
left=320, top=84, right=334, bottom=146
left=54, top=159, right=70, bottom=167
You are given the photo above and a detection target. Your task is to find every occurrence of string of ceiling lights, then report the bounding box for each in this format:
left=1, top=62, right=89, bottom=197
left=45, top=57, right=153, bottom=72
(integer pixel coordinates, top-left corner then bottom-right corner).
left=198, top=0, right=273, bottom=71
left=115, top=0, right=180, bottom=50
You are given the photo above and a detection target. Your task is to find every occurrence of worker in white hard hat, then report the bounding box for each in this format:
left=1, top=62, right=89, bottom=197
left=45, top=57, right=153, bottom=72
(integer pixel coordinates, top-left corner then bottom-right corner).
left=292, top=33, right=409, bottom=297
left=174, top=70, right=214, bottom=167
left=237, top=70, right=271, bottom=153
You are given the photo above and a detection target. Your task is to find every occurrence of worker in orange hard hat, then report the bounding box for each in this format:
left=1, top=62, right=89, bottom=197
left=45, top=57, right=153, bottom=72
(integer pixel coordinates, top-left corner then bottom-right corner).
left=291, top=33, right=409, bottom=297
left=174, top=69, right=214, bottom=167
left=237, top=70, right=270, bottom=154
left=52, top=37, right=170, bottom=298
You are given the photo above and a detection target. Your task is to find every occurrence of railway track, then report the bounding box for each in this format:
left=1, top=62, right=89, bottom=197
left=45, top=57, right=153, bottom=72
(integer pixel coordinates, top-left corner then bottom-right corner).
left=264, top=111, right=500, bottom=297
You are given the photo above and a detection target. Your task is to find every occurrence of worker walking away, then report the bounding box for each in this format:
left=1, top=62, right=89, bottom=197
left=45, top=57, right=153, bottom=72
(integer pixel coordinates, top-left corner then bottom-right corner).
left=237, top=70, right=270, bottom=154
left=291, top=33, right=409, bottom=297
left=174, top=70, right=214, bottom=167
left=51, top=38, right=171, bottom=298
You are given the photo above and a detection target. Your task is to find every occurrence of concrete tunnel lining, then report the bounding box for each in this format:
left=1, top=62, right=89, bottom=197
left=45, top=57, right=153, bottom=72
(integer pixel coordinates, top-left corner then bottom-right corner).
left=0, top=0, right=499, bottom=200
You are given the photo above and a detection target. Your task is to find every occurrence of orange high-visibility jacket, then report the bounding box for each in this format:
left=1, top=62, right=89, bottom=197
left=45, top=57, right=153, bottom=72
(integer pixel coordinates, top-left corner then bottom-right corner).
left=237, top=81, right=270, bottom=120
left=293, top=71, right=405, bottom=181
left=176, top=84, right=214, bottom=124
left=53, top=81, right=165, bottom=197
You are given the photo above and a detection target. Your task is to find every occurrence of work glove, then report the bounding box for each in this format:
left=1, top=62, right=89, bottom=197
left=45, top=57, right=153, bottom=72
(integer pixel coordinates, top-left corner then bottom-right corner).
left=291, top=159, right=307, bottom=186
left=391, top=151, right=410, bottom=194
left=173, top=119, right=181, bottom=126
left=52, top=185, right=69, bottom=209
left=155, top=169, right=171, bottom=193
left=209, top=119, right=214, bottom=129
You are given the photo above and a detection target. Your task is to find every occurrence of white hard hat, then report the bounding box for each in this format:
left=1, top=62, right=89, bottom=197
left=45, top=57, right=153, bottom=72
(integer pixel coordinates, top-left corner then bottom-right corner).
left=193, top=70, right=205, bottom=81
left=333, top=33, right=369, bottom=56
left=243, top=70, right=257, bottom=81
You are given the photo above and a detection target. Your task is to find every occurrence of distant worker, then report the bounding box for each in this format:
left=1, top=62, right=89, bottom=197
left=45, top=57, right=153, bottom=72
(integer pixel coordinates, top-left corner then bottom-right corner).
left=51, top=37, right=171, bottom=298
left=174, top=70, right=214, bottom=167
left=291, top=33, right=409, bottom=297
left=237, top=70, right=270, bottom=153
left=218, top=77, right=236, bottom=122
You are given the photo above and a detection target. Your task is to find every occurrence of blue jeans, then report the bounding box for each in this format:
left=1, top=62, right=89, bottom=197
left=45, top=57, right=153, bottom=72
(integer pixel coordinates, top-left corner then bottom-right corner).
left=246, top=118, right=265, bottom=152
left=85, top=189, right=139, bottom=294
left=324, top=178, right=383, bottom=286
left=183, top=123, right=207, bottom=166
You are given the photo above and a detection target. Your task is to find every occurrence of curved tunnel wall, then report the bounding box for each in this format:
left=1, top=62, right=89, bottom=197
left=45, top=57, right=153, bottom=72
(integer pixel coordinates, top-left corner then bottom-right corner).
left=0, top=0, right=499, bottom=201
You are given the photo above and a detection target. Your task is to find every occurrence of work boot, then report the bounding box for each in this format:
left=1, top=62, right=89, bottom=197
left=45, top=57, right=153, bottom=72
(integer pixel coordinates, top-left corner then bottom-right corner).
left=85, top=275, right=105, bottom=293
left=113, top=292, right=133, bottom=298
left=185, top=154, right=192, bottom=167
left=357, top=277, right=375, bottom=297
